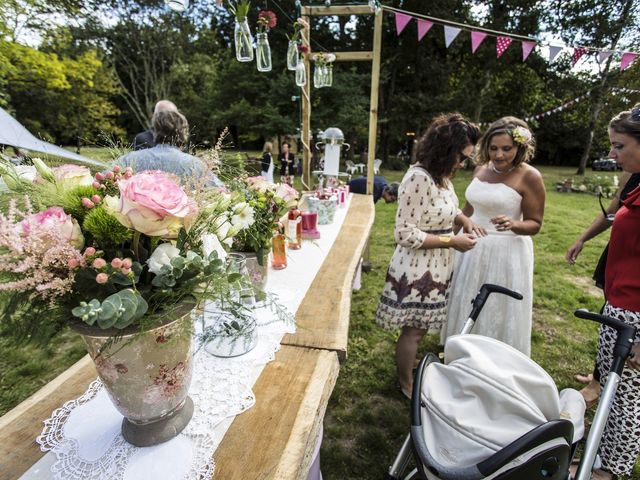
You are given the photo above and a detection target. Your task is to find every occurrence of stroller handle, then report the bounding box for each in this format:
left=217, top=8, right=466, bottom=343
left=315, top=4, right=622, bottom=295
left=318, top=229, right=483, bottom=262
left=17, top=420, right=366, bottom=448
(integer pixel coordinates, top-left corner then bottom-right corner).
left=468, top=284, right=523, bottom=322
left=574, top=309, right=637, bottom=376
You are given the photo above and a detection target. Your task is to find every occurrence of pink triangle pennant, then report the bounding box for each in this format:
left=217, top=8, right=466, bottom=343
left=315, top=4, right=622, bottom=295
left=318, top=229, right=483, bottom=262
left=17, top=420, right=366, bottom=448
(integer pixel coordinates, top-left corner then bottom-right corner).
left=620, top=52, right=638, bottom=71
left=444, top=26, right=461, bottom=48
left=395, top=12, right=412, bottom=36
left=572, top=47, right=588, bottom=65
left=470, top=31, right=488, bottom=53
left=496, top=36, right=512, bottom=58
left=417, top=19, right=434, bottom=41
left=522, top=41, right=536, bottom=61
left=598, top=51, right=613, bottom=64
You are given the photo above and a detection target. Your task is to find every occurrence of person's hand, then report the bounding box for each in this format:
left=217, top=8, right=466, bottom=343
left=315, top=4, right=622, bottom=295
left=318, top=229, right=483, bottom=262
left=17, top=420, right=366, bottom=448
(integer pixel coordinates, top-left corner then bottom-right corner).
left=566, top=240, right=584, bottom=265
left=451, top=233, right=477, bottom=252
left=627, top=344, right=640, bottom=371
left=463, top=221, right=486, bottom=237
left=491, top=215, right=516, bottom=232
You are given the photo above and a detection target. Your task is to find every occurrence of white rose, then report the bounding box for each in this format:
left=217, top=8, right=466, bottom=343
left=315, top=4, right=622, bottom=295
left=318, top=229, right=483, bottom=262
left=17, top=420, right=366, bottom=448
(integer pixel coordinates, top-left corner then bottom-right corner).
left=147, top=243, right=181, bottom=274
left=202, top=233, right=227, bottom=261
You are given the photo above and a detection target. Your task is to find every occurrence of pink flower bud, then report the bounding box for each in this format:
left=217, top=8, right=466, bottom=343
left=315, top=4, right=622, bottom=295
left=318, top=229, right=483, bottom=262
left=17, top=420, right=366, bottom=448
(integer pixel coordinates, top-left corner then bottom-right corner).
left=68, top=258, right=80, bottom=269
left=122, top=258, right=133, bottom=269
left=84, top=247, right=96, bottom=256
left=92, top=258, right=107, bottom=269
left=91, top=194, right=102, bottom=204
left=113, top=165, right=121, bottom=173
left=111, top=257, right=123, bottom=268
left=121, top=267, right=131, bottom=275
left=106, top=171, right=115, bottom=180
left=95, top=273, right=109, bottom=284
left=81, top=198, right=95, bottom=209
left=124, top=170, right=133, bottom=179
left=95, top=172, right=105, bottom=181
left=92, top=181, right=101, bottom=189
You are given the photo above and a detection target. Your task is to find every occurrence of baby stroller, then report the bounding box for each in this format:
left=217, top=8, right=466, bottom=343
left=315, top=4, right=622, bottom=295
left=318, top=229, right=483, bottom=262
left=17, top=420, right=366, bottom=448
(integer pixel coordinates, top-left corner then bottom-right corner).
left=386, top=284, right=637, bottom=480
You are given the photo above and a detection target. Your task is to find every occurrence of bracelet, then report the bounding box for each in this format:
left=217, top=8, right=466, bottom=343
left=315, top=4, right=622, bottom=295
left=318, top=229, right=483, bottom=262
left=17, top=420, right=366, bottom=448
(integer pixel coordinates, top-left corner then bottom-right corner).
left=438, top=235, right=451, bottom=244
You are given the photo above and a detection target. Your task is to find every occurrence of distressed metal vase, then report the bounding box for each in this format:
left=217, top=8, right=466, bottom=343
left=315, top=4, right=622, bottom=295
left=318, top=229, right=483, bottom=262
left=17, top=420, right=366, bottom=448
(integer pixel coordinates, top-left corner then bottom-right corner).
left=72, top=302, right=195, bottom=447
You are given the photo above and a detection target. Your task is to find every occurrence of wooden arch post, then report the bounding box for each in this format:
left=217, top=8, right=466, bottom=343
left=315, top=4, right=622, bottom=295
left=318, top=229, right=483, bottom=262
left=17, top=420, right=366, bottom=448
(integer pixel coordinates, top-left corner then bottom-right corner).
left=300, top=4, right=383, bottom=196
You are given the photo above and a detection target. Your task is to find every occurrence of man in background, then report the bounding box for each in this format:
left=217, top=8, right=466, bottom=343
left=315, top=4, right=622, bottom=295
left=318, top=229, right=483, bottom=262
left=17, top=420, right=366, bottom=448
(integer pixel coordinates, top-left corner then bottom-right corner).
left=133, top=100, right=178, bottom=151
left=348, top=175, right=399, bottom=204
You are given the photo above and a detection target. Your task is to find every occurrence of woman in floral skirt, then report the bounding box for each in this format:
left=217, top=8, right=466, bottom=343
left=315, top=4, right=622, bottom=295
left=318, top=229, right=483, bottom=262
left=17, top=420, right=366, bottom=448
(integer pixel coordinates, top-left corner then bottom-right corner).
left=376, top=113, right=483, bottom=399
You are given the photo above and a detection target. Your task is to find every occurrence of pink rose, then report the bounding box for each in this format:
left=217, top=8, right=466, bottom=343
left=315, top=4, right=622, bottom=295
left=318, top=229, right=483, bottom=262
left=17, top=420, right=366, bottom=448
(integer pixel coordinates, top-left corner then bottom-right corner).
left=22, top=207, right=84, bottom=249
left=274, top=183, right=299, bottom=203
left=50, top=164, right=94, bottom=188
left=246, top=176, right=270, bottom=192
left=104, top=171, right=198, bottom=238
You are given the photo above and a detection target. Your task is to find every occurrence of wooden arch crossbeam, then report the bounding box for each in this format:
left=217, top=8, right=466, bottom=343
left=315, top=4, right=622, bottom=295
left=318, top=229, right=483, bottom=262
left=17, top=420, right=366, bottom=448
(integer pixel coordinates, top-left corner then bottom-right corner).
left=299, top=4, right=382, bottom=195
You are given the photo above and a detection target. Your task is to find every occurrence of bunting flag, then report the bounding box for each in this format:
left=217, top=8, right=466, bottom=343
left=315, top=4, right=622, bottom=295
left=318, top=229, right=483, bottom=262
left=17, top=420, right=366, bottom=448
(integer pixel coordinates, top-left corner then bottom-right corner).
left=598, top=51, right=613, bottom=64
left=522, top=41, right=536, bottom=61
left=395, top=12, right=412, bottom=35
left=572, top=47, right=588, bottom=65
left=620, top=52, right=638, bottom=71
left=444, top=26, right=461, bottom=48
left=548, top=45, right=563, bottom=62
left=470, top=31, right=488, bottom=53
left=417, top=19, right=434, bottom=41
left=496, top=36, right=512, bottom=58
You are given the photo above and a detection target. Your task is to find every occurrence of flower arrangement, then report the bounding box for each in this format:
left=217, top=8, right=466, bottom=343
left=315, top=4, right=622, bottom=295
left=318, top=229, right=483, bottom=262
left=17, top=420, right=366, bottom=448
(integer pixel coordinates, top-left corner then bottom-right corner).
left=287, top=17, right=309, bottom=43
left=224, top=0, right=251, bottom=21
left=0, top=159, right=253, bottom=342
left=256, top=10, right=277, bottom=33
left=509, top=126, right=532, bottom=145
left=229, top=176, right=298, bottom=264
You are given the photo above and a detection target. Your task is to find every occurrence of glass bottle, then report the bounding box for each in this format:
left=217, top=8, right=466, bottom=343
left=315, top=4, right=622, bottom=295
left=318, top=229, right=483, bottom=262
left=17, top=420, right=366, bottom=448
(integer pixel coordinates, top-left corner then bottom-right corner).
left=295, top=61, right=306, bottom=87
left=271, top=226, right=287, bottom=270
left=234, top=18, right=254, bottom=62
left=287, top=207, right=302, bottom=250
left=286, top=40, right=299, bottom=71
left=324, top=63, right=333, bottom=87
left=313, top=64, right=325, bottom=89
left=256, top=33, right=272, bottom=72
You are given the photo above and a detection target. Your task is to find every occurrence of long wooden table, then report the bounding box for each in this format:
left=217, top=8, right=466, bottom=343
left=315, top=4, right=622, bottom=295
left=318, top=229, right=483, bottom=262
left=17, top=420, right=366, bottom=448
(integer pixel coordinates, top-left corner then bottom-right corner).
left=0, top=194, right=375, bottom=480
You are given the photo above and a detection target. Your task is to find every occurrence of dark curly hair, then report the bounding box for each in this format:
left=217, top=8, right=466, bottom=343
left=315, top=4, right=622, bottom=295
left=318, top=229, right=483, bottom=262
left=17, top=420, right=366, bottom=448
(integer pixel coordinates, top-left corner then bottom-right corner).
left=414, top=113, right=481, bottom=187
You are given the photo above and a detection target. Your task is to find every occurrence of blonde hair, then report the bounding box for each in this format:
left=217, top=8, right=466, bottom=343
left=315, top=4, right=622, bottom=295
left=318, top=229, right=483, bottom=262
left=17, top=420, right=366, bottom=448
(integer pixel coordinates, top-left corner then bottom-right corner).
left=263, top=141, right=273, bottom=153
left=476, top=116, right=535, bottom=167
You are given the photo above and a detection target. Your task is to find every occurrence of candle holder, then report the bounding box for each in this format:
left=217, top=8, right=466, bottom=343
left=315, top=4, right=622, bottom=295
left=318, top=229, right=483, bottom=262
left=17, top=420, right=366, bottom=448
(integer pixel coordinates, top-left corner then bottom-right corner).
left=301, top=211, right=320, bottom=239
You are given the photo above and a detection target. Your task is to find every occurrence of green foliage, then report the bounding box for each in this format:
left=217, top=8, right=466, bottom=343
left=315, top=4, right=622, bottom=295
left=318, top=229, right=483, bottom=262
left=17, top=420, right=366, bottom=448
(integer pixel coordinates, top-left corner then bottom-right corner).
left=83, top=206, right=133, bottom=246
left=56, top=185, right=98, bottom=219
left=72, top=288, right=148, bottom=329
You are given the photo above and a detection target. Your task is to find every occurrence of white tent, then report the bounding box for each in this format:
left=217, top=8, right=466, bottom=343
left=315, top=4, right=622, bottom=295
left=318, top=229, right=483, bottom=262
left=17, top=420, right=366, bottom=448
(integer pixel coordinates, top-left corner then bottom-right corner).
left=0, top=107, right=104, bottom=167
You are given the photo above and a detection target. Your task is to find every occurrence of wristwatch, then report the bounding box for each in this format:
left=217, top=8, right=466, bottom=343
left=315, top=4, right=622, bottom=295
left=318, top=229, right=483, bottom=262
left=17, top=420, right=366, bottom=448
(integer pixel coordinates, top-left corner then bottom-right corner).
left=438, top=235, right=451, bottom=244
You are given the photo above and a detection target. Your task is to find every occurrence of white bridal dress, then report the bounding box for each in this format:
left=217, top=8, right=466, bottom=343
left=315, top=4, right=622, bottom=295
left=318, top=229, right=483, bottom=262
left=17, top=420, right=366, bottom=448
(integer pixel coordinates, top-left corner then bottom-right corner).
left=444, top=178, right=533, bottom=356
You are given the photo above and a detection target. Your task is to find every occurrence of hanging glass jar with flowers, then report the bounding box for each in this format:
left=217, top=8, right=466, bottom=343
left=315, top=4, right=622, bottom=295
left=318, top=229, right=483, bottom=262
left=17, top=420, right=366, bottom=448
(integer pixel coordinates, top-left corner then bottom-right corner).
left=312, top=53, right=335, bottom=89
left=295, top=45, right=310, bottom=87
left=324, top=63, right=334, bottom=87
left=286, top=18, right=309, bottom=71
left=255, top=10, right=276, bottom=72
left=227, top=0, right=254, bottom=62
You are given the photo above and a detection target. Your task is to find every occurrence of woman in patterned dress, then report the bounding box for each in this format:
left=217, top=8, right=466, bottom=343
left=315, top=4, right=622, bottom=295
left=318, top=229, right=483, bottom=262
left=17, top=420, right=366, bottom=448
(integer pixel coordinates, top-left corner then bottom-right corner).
left=376, top=113, right=483, bottom=398
left=584, top=104, right=640, bottom=480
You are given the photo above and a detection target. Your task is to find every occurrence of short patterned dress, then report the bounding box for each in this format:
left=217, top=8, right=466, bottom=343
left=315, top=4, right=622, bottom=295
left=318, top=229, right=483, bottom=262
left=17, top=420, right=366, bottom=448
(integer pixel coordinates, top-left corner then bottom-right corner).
left=376, top=166, right=460, bottom=332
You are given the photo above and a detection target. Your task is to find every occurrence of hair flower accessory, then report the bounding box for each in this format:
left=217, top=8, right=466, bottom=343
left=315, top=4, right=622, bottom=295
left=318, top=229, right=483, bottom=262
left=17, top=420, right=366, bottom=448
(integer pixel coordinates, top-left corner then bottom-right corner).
left=510, top=126, right=532, bottom=145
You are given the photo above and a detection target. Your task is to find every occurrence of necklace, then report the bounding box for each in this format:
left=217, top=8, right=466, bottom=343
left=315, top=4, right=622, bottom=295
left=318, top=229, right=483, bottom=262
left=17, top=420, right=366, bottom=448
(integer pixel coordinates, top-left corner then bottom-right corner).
left=489, top=162, right=515, bottom=174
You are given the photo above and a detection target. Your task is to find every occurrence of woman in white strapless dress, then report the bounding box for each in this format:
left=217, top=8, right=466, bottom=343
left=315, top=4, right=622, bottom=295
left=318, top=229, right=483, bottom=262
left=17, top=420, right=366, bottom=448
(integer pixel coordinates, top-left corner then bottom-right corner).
left=444, top=117, right=546, bottom=356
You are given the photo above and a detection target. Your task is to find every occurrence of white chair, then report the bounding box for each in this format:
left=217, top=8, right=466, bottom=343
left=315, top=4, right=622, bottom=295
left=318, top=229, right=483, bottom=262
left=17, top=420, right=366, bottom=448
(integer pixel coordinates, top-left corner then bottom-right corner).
left=345, top=160, right=358, bottom=175
left=373, top=158, right=382, bottom=174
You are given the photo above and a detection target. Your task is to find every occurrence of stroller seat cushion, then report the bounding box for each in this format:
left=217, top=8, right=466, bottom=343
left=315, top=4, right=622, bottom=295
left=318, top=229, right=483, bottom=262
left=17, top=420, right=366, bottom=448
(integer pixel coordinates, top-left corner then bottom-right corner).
left=421, top=335, right=585, bottom=468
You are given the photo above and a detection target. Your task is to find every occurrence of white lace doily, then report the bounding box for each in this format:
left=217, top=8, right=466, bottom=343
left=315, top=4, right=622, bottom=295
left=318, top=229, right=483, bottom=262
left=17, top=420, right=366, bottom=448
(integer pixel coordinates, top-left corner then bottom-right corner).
left=32, top=196, right=353, bottom=480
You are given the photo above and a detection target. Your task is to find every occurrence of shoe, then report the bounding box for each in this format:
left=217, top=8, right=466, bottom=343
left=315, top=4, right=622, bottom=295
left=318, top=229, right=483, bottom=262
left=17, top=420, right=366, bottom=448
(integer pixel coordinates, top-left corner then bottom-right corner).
left=575, top=373, right=593, bottom=384
left=580, top=385, right=600, bottom=409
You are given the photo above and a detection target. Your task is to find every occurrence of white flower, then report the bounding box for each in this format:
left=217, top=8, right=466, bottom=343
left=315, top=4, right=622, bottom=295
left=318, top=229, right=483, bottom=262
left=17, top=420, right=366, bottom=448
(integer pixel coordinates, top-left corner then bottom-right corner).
left=231, top=203, right=255, bottom=230
left=147, top=243, right=181, bottom=274
left=202, top=233, right=227, bottom=261
left=214, top=215, right=233, bottom=245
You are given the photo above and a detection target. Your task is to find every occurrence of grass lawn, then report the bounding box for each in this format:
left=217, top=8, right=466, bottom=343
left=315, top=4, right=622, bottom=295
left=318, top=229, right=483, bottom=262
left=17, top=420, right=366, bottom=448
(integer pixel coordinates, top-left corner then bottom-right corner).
left=0, top=163, right=637, bottom=478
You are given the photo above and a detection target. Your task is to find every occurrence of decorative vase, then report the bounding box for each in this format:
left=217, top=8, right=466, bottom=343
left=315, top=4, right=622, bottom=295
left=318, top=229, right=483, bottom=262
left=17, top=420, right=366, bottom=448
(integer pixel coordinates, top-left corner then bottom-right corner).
left=324, top=63, right=333, bottom=87
left=234, top=19, right=254, bottom=62
left=226, top=252, right=256, bottom=308
left=313, top=64, right=325, bottom=89
left=202, top=308, right=258, bottom=358
left=286, top=40, right=299, bottom=71
left=295, top=61, right=307, bottom=87
left=243, top=251, right=269, bottom=304
left=72, top=302, right=195, bottom=447
left=256, top=32, right=272, bottom=72
left=307, top=197, right=337, bottom=225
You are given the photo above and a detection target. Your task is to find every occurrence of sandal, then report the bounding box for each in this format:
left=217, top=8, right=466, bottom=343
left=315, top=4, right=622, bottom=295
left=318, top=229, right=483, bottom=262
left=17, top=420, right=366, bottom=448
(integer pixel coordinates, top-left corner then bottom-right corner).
left=575, top=373, right=593, bottom=384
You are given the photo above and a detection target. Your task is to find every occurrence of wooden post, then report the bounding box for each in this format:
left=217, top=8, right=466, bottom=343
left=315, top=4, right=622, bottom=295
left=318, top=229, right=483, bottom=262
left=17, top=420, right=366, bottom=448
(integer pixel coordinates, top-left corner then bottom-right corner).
left=301, top=14, right=312, bottom=190
left=366, top=10, right=382, bottom=195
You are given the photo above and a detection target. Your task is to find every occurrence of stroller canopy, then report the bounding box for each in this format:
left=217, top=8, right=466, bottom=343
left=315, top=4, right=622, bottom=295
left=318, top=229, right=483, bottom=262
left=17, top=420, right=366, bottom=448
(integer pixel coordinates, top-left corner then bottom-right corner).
left=421, top=334, right=585, bottom=468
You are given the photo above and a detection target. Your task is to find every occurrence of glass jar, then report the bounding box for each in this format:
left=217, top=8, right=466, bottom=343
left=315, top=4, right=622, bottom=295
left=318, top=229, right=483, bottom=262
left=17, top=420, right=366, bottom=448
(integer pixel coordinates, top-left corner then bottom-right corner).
left=286, top=40, right=299, bottom=71
left=295, top=61, right=307, bottom=87
left=234, top=18, right=254, bottom=62
left=256, top=32, right=272, bottom=72
left=313, top=64, right=325, bottom=89
left=324, top=63, right=333, bottom=87
left=226, top=252, right=255, bottom=309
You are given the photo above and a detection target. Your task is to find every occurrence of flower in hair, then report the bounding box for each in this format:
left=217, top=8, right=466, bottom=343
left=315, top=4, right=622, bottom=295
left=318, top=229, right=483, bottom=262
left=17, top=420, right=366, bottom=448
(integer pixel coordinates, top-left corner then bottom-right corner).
left=510, top=126, right=532, bottom=145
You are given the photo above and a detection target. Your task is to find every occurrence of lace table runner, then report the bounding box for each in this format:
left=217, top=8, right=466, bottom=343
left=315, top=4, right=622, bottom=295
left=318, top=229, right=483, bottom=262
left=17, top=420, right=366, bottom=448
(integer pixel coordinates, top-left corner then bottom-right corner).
left=28, top=195, right=353, bottom=480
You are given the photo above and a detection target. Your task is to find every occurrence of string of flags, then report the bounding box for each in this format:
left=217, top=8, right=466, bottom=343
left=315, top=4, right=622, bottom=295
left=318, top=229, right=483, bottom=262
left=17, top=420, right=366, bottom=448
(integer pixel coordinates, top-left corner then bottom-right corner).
left=477, top=88, right=640, bottom=127
left=386, top=5, right=639, bottom=72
